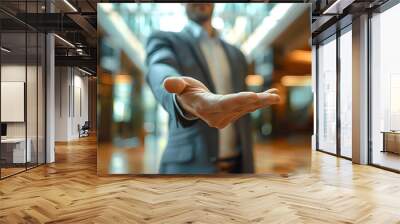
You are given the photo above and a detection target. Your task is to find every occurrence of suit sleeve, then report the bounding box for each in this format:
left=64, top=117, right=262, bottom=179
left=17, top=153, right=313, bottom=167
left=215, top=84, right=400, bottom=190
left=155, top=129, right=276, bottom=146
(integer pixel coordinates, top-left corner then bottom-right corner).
left=145, top=31, right=197, bottom=128
left=236, top=47, right=250, bottom=91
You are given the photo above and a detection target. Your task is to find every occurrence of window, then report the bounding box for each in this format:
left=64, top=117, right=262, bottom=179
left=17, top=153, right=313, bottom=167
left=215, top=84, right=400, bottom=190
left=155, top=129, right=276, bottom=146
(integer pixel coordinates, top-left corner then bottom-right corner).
left=317, top=37, right=337, bottom=154
left=0, top=1, right=46, bottom=179
left=370, top=3, right=400, bottom=171
left=339, top=28, right=352, bottom=158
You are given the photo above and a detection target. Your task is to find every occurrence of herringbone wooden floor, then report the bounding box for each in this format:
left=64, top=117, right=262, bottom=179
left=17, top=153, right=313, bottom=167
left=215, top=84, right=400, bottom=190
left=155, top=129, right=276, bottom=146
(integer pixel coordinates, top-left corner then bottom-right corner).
left=1, top=136, right=400, bottom=224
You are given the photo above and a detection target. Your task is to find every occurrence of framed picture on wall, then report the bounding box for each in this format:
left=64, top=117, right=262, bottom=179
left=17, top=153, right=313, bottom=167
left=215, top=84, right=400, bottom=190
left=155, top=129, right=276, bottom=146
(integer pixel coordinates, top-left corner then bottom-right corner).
left=1, top=81, right=25, bottom=122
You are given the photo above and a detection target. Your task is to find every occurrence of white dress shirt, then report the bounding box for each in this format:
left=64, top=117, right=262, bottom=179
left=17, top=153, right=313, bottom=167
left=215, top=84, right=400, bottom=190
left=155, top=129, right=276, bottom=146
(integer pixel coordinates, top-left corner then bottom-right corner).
left=173, top=21, right=238, bottom=159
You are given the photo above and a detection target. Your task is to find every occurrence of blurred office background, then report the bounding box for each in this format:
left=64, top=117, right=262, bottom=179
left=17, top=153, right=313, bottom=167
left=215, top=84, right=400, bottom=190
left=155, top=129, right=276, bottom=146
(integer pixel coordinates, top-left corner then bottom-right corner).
left=97, top=3, right=312, bottom=174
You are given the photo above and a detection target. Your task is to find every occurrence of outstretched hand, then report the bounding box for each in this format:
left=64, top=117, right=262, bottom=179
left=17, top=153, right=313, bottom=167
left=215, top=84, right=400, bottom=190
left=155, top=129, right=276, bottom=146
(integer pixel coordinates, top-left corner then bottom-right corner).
left=164, top=76, right=280, bottom=129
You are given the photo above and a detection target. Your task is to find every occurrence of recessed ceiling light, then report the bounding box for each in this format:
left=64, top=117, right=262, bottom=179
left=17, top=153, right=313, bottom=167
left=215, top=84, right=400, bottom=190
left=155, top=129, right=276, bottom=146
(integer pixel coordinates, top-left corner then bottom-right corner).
left=54, top=34, right=75, bottom=48
left=1, top=47, right=11, bottom=53
left=322, top=0, right=353, bottom=15
left=78, top=67, right=93, bottom=76
left=63, top=0, right=78, bottom=12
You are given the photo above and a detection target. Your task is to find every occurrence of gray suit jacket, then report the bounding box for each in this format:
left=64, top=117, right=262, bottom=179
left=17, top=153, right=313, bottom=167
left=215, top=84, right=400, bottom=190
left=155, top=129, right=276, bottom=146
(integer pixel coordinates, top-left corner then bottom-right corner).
left=145, top=27, right=254, bottom=174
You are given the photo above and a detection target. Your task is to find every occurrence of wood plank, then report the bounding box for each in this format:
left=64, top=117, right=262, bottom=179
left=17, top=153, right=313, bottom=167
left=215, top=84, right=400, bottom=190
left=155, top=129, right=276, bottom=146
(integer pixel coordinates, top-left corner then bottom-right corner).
left=0, top=135, right=399, bottom=223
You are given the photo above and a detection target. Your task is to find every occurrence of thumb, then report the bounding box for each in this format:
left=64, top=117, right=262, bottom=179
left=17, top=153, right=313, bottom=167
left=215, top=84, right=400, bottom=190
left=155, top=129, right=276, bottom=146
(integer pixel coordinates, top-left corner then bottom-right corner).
left=163, top=77, right=187, bottom=94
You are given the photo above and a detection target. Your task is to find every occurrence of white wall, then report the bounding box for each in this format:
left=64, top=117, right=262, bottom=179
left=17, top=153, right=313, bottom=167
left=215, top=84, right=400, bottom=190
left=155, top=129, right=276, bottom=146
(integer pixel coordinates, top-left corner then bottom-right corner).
left=71, top=73, right=89, bottom=138
left=55, top=67, right=69, bottom=141
left=55, top=67, right=89, bottom=141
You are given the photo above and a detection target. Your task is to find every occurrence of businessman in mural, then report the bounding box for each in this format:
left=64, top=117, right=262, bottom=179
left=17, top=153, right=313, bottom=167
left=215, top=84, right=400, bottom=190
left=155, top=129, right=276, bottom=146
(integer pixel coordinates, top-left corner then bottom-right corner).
left=146, top=3, right=280, bottom=174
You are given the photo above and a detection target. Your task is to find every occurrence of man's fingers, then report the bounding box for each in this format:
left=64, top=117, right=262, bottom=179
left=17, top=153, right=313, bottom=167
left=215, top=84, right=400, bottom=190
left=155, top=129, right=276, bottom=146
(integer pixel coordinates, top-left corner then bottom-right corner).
left=219, top=91, right=280, bottom=113
left=219, top=92, right=258, bottom=110
left=257, top=92, right=280, bottom=105
left=163, top=77, right=187, bottom=94
left=265, top=88, right=279, bottom=94
left=232, top=92, right=280, bottom=112
left=181, top=77, right=209, bottom=90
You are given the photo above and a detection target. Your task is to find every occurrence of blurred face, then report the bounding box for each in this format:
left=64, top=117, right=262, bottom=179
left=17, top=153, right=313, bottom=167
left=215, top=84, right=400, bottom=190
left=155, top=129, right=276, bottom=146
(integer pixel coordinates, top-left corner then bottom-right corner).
left=185, top=3, right=214, bottom=24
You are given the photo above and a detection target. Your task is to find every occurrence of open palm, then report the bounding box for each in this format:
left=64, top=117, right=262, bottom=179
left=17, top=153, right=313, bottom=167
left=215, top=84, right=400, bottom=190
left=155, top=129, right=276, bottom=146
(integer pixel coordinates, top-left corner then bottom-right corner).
left=164, top=76, right=280, bottom=129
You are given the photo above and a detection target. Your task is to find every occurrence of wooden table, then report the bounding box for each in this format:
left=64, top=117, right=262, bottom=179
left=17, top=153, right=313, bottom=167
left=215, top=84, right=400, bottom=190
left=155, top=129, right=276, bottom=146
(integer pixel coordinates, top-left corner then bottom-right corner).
left=0, top=138, right=31, bottom=165
left=381, top=131, right=400, bottom=154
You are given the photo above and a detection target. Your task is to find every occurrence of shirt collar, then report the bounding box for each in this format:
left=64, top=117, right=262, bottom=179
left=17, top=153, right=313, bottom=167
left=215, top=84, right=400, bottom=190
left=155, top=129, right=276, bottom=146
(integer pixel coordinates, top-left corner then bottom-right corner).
left=186, top=20, right=219, bottom=40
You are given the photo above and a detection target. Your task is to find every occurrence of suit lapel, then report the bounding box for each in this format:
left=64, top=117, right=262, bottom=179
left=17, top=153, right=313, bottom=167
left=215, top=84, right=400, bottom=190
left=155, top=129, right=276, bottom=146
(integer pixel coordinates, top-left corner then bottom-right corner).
left=180, top=28, right=216, bottom=93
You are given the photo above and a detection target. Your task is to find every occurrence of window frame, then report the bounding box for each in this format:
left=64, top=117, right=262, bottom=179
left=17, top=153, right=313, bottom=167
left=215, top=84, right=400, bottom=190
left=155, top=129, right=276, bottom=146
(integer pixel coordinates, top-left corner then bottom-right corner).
left=314, top=16, right=353, bottom=160
left=367, top=0, right=400, bottom=173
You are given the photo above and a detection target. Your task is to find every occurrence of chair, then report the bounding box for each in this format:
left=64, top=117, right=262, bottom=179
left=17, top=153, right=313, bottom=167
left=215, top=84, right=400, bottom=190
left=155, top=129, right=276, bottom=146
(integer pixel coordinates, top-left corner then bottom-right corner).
left=78, top=121, right=90, bottom=138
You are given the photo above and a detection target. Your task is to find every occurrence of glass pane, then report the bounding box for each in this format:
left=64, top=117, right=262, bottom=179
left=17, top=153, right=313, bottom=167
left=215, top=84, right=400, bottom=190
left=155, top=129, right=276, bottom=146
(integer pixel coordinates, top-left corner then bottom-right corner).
left=0, top=1, right=46, bottom=178
left=38, top=33, right=45, bottom=165
left=339, top=29, right=352, bottom=158
left=26, top=0, right=39, bottom=169
left=317, top=37, right=337, bottom=154
left=371, top=4, right=400, bottom=171
left=1, top=30, right=27, bottom=177
left=27, top=31, right=38, bottom=169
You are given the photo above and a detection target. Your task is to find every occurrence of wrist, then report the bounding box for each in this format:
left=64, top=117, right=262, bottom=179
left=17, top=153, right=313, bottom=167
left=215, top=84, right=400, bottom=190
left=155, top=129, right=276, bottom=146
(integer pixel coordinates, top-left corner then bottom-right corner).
left=173, top=94, right=197, bottom=120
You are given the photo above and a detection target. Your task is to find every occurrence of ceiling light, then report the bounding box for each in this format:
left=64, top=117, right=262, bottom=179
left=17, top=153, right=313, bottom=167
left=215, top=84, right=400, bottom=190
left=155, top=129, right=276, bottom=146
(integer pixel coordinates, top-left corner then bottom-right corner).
left=54, top=34, right=75, bottom=48
left=323, top=0, right=353, bottom=15
left=1, top=47, right=11, bottom=53
left=63, top=0, right=78, bottom=12
left=225, top=16, right=248, bottom=45
left=287, top=50, right=312, bottom=64
left=241, top=4, right=294, bottom=56
left=246, top=74, right=264, bottom=86
left=241, top=4, right=308, bottom=58
left=99, top=3, right=114, bottom=13
left=212, top=17, right=224, bottom=30
left=269, top=4, right=293, bottom=21
left=241, top=19, right=277, bottom=55
left=78, top=67, right=93, bottom=76
left=281, top=75, right=311, bottom=86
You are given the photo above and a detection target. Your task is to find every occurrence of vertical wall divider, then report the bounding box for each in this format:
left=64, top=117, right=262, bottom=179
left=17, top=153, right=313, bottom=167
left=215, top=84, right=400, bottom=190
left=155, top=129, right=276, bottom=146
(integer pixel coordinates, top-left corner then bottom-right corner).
left=25, top=0, right=28, bottom=171
left=44, top=0, right=48, bottom=164
left=73, top=68, right=75, bottom=118
left=44, top=32, right=47, bottom=165
left=367, top=10, right=373, bottom=165
left=352, top=14, right=369, bottom=164
left=69, top=68, right=71, bottom=118
left=36, top=0, right=39, bottom=168
left=0, top=25, right=2, bottom=179
left=59, top=68, right=62, bottom=117
left=315, top=45, right=319, bottom=151
left=336, top=26, right=341, bottom=157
